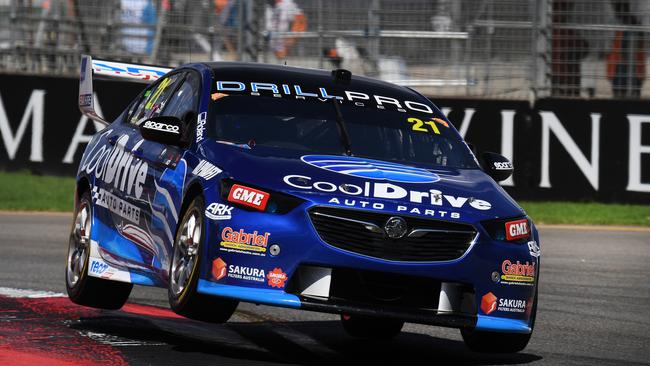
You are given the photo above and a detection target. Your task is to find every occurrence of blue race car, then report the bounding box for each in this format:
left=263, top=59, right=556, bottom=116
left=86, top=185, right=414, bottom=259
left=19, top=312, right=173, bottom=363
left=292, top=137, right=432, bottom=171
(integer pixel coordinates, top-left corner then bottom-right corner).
left=66, top=56, right=540, bottom=353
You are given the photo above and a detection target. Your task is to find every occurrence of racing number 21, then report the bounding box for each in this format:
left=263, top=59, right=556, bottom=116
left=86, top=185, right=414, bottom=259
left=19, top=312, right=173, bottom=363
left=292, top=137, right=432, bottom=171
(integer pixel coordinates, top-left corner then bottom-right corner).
left=407, top=117, right=440, bottom=135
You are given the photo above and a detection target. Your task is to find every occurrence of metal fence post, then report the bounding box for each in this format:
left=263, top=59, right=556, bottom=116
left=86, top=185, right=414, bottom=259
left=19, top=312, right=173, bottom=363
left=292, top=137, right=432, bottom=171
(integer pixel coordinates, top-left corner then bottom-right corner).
left=531, top=0, right=551, bottom=102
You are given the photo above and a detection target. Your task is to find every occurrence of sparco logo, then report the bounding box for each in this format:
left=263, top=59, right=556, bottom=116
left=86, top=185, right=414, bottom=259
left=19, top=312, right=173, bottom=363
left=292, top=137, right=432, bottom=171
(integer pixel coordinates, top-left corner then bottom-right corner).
left=143, top=120, right=179, bottom=134
left=80, top=135, right=148, bottom=199
left=283, top=175, right=492, bottom=211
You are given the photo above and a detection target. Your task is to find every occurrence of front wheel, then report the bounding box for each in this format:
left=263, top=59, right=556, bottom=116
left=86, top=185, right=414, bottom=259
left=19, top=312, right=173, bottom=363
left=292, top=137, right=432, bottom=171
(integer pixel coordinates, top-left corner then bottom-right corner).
left=65, top=189, right=132, bottom=309
left=168, top=195, right=238, bottom=323
left=340, top=314, right=404, bottom=339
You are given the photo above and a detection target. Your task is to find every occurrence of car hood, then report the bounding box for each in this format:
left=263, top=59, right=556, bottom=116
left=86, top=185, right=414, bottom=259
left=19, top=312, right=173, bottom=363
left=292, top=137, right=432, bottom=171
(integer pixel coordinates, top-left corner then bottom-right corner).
left=200, top=141, right=525, bottom=223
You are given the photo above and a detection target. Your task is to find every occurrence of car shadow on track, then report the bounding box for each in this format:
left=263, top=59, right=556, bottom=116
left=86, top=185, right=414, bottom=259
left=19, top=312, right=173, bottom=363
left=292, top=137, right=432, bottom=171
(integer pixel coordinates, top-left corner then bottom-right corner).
left=71, top=313, right=543, bottom=365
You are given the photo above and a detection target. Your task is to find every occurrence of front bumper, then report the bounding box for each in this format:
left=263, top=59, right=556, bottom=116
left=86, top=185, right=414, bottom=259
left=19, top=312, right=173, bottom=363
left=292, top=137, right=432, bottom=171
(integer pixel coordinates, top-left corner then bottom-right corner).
left=199, top=198, right=539, bottom=334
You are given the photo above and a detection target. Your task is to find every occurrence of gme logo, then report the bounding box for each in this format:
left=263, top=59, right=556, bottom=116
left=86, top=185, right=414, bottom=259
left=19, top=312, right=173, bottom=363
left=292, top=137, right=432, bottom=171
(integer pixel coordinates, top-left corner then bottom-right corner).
left=481, top=292, right=498, bottom=315
left=228, top=184, right=270, bottom=210
left=505, top=219, right=529, bottom=241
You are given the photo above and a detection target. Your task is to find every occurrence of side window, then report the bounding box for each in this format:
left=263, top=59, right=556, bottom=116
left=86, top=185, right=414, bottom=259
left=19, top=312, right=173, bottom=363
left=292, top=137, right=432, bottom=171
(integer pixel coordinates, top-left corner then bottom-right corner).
left=161, top=72, right=201, bottom=123
left=128, top=72, right=185, bottom=125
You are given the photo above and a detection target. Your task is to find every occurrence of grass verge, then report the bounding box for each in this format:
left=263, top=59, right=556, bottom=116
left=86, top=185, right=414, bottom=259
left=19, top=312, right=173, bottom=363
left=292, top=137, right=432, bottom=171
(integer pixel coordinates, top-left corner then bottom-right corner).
left=0, top=171, right=75, bottom=212
left=0, top=171, right=648, bottom=226
left=521, top=201, right=650, bottom=227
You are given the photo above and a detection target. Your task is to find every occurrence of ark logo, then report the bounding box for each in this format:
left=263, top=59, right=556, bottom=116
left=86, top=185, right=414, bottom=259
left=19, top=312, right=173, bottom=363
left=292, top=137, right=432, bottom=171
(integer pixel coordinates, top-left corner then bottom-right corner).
left=301, top=155, right=440, bottom=183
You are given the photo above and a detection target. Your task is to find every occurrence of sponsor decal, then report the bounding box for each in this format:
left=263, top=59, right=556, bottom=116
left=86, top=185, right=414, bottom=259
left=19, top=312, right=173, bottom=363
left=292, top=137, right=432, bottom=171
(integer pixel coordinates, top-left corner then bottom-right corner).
left=92, top=186, right=140, bottom=224
left=205, top=203, right=233, bottom=220
left=496, top=297, right=528, bottom=313
left=493, top=161, right=513, bottom=170
left=212, top=257, right=227, bottom=281
left=505, top=219, right=529, bottom=240
left=215, top=80, right=435, bottom=114
left=284, top=174, right=491, bottom=217
left=219, top=227, right=270, bottom=256
left=79, top=93, right=92, bottom=107
left=192, top=160, right=221, bottom=180
left=406, top=117, right=449, bottom=135
left=481, top=292, right=527, bottom=315
left=267, top=268, right=287, bottom=288
left=481, top=292, right=498, bottom=315
left=227, top=184, right=270, bottom=210
left=226, top=264, right=266, bottom=283
left=301, top=155, right=440, bottom=183
left=328, top=197, right=461, bottom=219
left=527, top=240, right=541, bottom=258
left=499, top=259, right=535, bottom=285
left=211, top=257, right=270, bottom=284
left=89, top=260, right=109, bottom=276
left=196, top=112, right=207, bottom=143
left=142, top=120, right=180, bottom=134
left=80, top=135, right=148, bottom=200
left=88, top=258, right=124, bottom=280
left=92, top=60, right=169, bottom=81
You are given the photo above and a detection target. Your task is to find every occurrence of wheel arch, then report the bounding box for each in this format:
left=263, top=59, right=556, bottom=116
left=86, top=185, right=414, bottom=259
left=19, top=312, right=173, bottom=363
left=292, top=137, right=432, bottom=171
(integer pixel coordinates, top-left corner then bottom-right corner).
left=180, top=179, right=205, bottom=218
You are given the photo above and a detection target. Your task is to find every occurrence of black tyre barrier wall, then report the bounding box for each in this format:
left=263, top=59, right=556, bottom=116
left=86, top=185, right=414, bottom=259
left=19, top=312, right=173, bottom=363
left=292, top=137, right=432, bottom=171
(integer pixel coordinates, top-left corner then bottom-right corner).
left=0, top=73, right=648, bottom=203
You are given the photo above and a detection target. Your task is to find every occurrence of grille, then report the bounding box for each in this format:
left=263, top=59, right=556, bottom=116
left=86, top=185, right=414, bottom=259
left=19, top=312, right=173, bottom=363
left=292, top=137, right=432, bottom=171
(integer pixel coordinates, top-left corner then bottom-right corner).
left=309, top=207, right=477, bottom=262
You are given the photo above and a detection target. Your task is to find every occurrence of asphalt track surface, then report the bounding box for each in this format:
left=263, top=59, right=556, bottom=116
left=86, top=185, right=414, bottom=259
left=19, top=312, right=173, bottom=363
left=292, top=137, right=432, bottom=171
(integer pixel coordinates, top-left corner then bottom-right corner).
left=0, top=212, right=648, bottom=365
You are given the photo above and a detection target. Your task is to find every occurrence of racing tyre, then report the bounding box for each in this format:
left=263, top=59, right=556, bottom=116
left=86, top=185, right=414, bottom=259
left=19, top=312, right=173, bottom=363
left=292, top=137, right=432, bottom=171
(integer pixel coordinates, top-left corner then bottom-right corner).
left=66, top=189, right=133, bottom=309
left=461, top=287, right=538, bottom=353
left=168, top=195, right=238, bottom=323
left=340, top=314, right=404, bottom=339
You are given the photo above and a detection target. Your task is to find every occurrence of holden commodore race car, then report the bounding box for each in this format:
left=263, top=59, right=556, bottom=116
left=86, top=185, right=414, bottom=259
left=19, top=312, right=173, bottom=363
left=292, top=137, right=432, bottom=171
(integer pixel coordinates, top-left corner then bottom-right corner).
left=66, top=55, right=540, bottom=353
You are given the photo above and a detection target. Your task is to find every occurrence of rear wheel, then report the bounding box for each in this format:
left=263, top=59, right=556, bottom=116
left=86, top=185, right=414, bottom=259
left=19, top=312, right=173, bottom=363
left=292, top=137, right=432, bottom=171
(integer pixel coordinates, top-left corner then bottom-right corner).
left=168, top=195, right=238, bottom=323
left=65, top=189, right=132, bottom=309
left=340, top=314, right=404, bottom=339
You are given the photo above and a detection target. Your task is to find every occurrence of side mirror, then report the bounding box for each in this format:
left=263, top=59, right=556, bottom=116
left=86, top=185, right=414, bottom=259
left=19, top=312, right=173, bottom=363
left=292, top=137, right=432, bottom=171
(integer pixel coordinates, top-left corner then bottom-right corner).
left=481, top=152, right=513, bottom=182
left=140, top=116, right=185, bottom=146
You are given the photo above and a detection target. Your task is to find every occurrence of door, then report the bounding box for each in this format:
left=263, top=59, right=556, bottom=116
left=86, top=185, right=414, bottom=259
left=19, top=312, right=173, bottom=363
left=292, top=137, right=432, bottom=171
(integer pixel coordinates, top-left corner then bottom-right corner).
left=119, top=70, right=202, bottom=278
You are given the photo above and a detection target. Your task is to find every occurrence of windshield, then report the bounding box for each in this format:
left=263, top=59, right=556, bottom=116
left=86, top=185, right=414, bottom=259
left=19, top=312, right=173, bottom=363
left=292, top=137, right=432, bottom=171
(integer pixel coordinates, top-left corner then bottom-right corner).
left=207, top=94, right=478, bottom=169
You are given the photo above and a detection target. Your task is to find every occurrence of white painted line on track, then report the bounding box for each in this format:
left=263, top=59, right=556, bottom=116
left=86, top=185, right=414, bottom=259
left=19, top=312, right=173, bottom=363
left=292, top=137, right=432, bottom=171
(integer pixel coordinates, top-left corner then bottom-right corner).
left=0, top=287, right=65, bottom=298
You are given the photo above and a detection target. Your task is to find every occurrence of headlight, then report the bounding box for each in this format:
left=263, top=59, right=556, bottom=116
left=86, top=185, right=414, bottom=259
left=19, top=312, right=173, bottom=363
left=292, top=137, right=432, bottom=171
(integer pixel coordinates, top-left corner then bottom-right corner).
left=481, top=216, right=531, bottom=243
left=220, top=179, right=304, bottom=214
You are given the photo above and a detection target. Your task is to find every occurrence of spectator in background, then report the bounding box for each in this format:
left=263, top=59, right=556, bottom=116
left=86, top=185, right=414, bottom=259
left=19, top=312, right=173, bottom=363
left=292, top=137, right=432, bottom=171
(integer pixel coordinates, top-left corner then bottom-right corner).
left=121, top=0, right=157, bottom=55
left=265, top=0, right=307, bottom=59
left=551, top=0, right=589, bottom=97
left=607, top=0, right=646, bottom=98
left=213, top=0, right=238, bottom=60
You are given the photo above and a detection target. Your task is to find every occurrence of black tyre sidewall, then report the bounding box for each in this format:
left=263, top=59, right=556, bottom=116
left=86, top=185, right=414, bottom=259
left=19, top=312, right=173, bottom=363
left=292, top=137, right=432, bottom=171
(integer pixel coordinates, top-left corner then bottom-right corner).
left=66, top=190, right=92, bottom=300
